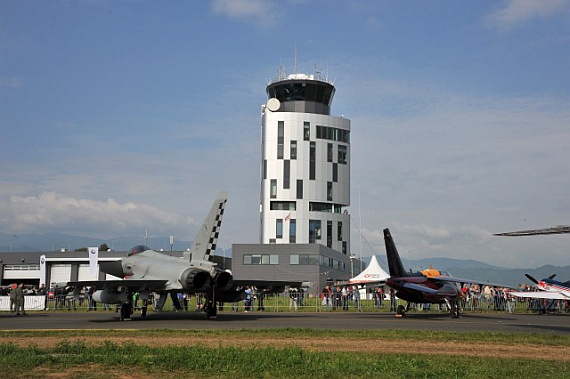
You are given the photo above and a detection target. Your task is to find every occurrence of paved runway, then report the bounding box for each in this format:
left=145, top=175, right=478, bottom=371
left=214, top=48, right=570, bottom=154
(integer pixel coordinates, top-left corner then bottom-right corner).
left=1, top=310, right=568, bottom=334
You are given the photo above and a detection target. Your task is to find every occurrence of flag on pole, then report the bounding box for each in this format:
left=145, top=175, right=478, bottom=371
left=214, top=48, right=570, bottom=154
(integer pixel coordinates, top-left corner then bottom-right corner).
left=88, top=247, right=99, bottom=276
left=285, top=213, right=291, bottom=222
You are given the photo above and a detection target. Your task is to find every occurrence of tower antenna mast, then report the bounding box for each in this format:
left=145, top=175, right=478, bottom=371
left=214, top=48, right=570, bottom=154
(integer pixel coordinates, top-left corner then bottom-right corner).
left=294, top=45, right=298, bottom=74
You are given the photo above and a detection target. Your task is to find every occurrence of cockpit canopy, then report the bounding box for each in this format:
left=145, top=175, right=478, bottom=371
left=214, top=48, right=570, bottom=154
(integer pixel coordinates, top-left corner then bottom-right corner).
left=128, top=245, right=151, bottom=256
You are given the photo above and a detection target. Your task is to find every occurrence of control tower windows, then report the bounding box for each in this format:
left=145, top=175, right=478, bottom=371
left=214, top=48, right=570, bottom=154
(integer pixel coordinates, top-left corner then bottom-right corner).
left=338, top=145, right=348, bottom=164
left=270, top=179, right=277, bottom=198
left=296, top=180, right=303, bottom=199
left=289, top=219, right=296, bottom=243
left=309, top=142, right=316, bottom=180
left=277, top=121, right=284, bottom=159
left=276, top=219, right=283, bottom=239
left=333, top=163, right=338, bottom=182
left=283, top=160, right=290, bottom=189
left=290, top=140, right=297, bottom=159
left=309, top=220, right=322, bottom=243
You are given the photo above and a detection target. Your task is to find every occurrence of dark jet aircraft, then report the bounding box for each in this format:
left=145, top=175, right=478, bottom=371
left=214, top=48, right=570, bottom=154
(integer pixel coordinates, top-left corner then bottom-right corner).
left=68, top=191, right=299, bottom=320
left=383, top=228, right=505, bottom=318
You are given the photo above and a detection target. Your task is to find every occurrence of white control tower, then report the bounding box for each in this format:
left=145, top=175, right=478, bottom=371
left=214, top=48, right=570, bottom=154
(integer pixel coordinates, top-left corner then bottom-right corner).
left=260, top=67, right=350, bottom=255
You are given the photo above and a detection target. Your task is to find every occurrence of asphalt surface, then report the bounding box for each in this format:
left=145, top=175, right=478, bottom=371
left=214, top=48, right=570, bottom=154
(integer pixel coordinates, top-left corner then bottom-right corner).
left=1, top=310, right=568, bottom=334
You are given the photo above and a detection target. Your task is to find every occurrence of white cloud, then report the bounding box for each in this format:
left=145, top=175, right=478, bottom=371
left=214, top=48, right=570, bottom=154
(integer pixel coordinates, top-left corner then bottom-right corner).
left=211, top=0, right=278, bottom=27
left=485, top=0, right=569, bottom=31
left=0, top=192, right=192, bottom=237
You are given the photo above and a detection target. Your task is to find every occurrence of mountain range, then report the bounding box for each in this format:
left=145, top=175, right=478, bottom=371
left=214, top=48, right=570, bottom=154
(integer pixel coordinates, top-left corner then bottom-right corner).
left=1, top=232, right=568, bottom=287
left=0, top=231, right=192, bottom=253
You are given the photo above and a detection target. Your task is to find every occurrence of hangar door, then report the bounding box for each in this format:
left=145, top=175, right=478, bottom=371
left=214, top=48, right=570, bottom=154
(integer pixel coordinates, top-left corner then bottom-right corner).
left=49, top=264, right=72, bottom=286
left=77, top=264, right=98, bottom=281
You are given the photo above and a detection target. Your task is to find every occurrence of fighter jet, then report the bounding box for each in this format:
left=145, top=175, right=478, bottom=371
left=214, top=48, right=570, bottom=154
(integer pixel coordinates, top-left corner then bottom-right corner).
left=383, top=228, right=505, bottom=318
left=69, top=191, right=297, bottom=320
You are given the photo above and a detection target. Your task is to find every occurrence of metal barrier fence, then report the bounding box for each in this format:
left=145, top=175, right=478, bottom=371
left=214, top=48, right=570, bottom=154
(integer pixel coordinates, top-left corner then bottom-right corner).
left=2, top=292, right=568, bottom=315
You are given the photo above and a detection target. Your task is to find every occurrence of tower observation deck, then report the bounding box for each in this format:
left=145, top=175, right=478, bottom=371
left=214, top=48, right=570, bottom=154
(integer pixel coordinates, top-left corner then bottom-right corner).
left=260, top=68, right=351, bottom=254
left=266, top=73, right=335, bottom=115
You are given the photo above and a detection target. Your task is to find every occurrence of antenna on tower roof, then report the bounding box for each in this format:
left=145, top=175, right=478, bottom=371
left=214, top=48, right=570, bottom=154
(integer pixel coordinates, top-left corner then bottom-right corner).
left=294, top=45, right=298, bottom=74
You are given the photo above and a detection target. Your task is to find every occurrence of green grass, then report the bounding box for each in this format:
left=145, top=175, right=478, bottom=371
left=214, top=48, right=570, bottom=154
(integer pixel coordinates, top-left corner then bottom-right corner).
left=0, top=339, right=569, bottom=379
left=2, top=329, right=569, bottom=378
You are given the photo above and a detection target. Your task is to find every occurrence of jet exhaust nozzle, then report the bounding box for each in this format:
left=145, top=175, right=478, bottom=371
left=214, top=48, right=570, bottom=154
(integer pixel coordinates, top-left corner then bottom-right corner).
left=215, top=270, right=233, bottom=291
left=92, top=290, right=127, bottom=305
left=181, top=268, right=211, bottom=291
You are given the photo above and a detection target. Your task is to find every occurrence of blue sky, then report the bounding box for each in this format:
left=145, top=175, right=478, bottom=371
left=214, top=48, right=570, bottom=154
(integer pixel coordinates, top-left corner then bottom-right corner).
left=1, top=0, right=569, bottom=268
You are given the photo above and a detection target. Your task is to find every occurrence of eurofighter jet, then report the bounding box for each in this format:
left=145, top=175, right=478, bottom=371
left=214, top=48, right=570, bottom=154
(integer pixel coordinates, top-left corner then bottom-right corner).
left=68, top=191, right=298, bottom=320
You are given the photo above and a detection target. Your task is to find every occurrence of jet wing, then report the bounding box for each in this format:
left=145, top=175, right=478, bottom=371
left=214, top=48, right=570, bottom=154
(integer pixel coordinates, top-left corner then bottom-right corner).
left=429, top=275, right=508, bottom=288
left=401, top=282, right=440, bottom=294
left=510, top=291, right=570, bottom=300
left=67, top=279, right=169, bottom=292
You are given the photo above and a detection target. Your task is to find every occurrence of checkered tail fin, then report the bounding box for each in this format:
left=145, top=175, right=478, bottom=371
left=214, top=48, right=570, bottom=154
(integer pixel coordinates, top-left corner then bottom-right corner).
left=187, top=191, right=227, bottom=263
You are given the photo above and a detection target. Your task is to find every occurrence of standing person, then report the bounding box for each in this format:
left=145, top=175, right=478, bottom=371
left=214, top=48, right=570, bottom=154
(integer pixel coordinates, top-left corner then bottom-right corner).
left=289, top=288, right=298, bottom=311
left=322, top=285, right=333, bottom=311
left=15, top=283, right=26, bottom=316
left=37, top=284, right=47, bottom=311
left=9, top=284, right=17, bottom=313
left=88, top=286, right=97, bottom=311
left=389, top=288, right=397, bottom=312
left=244, top=286, right=252, bottom=312
left=353, top=286, right=361, bottom=312
left=342, top=286, right=349, bottom=310
left=259, top=289, right=266, bottom=311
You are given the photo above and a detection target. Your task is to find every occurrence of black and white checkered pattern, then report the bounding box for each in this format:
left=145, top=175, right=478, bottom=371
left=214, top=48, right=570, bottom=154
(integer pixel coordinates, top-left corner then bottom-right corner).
left=204, top=200, right=226, bottom=262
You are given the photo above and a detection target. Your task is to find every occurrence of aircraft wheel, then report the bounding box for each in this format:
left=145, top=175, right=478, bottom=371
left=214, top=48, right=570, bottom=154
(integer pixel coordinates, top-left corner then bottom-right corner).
left=450, top=302, right=460, bottom=318
left=120, top=303, right=131, bottom=321
left=206, top=302, right=217, bottom=319
left=396, top=304, right=405, bottom=316
left=141, top=306, right=147, bottom=317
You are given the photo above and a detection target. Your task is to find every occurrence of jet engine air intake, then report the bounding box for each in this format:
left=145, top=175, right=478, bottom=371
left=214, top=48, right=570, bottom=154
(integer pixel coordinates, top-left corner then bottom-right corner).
left=180, top=268, right=211, bottom=291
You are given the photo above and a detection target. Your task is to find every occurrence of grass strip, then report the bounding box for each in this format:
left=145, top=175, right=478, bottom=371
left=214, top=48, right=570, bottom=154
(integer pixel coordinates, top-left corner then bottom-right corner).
left=0, top=340, right=569, bottom=379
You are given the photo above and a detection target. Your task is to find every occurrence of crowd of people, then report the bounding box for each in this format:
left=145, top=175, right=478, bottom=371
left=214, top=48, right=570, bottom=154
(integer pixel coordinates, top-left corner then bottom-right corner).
left=2, top=282, right=568, bottom=314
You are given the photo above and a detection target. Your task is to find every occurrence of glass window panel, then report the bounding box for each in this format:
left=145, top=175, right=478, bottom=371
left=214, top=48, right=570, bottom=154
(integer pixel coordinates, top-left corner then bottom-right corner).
left=270, top=255, right=279, bottom=265
left=304, top=122, right=310, bottom=141
left=290, top=140, right=297, bottom=160
left=276, top=219, right=283, bottom=239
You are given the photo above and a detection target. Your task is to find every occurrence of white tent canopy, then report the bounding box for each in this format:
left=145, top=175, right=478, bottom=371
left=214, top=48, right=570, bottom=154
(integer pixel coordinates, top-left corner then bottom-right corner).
left=349, top=255, right=390, bottom=284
